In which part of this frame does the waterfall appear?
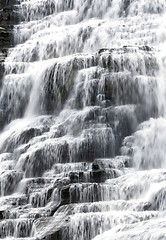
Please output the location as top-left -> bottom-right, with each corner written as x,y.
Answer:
0,0 -> 166,239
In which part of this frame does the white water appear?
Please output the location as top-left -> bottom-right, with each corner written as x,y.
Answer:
0,0 -> 166,239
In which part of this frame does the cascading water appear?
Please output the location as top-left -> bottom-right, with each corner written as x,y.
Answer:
0,0 -> 166,239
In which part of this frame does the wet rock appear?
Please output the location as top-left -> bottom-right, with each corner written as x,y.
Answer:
0,0 -> 164,239
0,170 -> 23,195
142,202 -> 152,211
0,210 -> 4,219
69,170 -> 107,183
60,185 -> 70,205
0,1 -> 19,131
35,216 -> 68,240
39,230 -> 62,240
89,170 -> 107,183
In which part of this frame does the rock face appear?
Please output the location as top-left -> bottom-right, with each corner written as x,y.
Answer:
0,0 -> 19,128
0,1 -> 166,240
0,0 -> 18,61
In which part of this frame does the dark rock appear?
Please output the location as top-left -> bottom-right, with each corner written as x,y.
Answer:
0,1 -> 19,130
0,0 -> 19,65
92,163 -> 100,170
69,172 -> 79,183
39,230 -> 62,240
60,185 -> 70,205
90,170 -> 107,183
143,202 -> 152,211
0,210 -> 4,219
98,48 -> 112,54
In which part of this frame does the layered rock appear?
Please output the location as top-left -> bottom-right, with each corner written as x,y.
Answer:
0,0 -> 166,240
0,0 -> 19,61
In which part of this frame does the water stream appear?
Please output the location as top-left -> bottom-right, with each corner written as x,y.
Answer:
0,0 -> 166,239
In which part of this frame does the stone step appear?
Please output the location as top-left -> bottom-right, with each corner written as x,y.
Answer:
59,168 -> 166,205
0,218 -> 34,238
34,215 -> 68,240
0,194 -> 28,208
44,162 -> 91,176
59,182 -> 126,205
93,218 -> 166,240
45,158 -> 128,185
19,177 -> 54,193
54,199 -> 153,216
33,210 -> 159,240
68,168 -> 121,184
1,201 -> 58,220
93,156 -> 131,170
65,210 -> 159,240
